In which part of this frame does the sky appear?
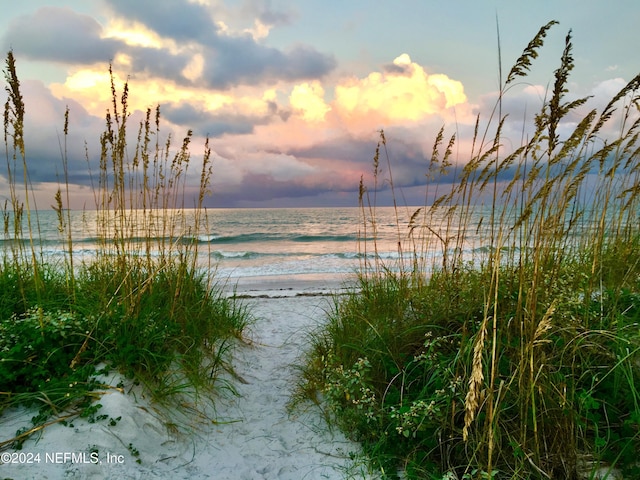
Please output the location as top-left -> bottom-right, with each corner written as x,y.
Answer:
1,0 -> 638,208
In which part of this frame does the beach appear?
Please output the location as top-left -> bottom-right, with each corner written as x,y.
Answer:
0,283 -> 372,480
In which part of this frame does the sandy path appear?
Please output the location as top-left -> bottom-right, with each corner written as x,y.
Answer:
190,296 -> 368,479
0,296 -> 371,479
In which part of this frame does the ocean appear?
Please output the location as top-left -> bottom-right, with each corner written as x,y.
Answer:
2,206 -> 488,295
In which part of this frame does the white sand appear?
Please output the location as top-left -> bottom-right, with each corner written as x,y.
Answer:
0,293 -> 372,479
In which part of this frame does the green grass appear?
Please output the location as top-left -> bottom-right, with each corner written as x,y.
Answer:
1,50 -> 250,445
297,22 -> 640,479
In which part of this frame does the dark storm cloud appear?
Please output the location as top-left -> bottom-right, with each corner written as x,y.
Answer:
105,0 -> 215,43
276,45 -> 337,80
125,46 -> 191,83
2,7 -> 122,64
288,131 -> 524,192
290,135 -> 421,186
106,0 -> 335,88
211,172 -> 331,207
290,137 -> 378,164
162,103 -> 264,137
200,41 -> 336,89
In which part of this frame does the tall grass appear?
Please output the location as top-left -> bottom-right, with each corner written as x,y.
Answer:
1,51 -> 249,442
298,22 -> 640,479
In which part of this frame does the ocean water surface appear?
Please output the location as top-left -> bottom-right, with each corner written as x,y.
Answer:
2,206 -> 490,294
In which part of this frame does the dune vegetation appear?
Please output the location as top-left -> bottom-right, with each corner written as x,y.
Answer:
1,51 -> 249,447
297,22 -> 640,479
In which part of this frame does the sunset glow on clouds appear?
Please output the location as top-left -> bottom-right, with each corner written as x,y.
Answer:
334,54 -> 467,123
1,0 -> 638,207
289,81 -> 330,122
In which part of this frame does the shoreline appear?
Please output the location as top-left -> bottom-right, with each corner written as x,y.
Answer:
220,272 -> 359,298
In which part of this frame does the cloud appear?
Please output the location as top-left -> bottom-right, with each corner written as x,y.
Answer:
48,63 -> 294,144
105,0 -> 336,88
103,18 -> 171,50
2,9 -> 493,208
472,76 -> 637,155
333,54 -> 467,128
199,41 -> 336,89
238,1 -> 295,40
290,136 -> 375,164
213,173 -> 323,205
205,150 -> 328,207
289,81 -> 330,122
289,130 -> 444,186
383,53 -> 413,74
4,1 -> 334,91
162,102 -> 265,136
124,45 -> 193,84
240,152 -> 317,182
2,79 -> 105,190
249,0 -> 295,28
2,7 -> 123,64
105,0 -> 216,44
194,53 -> 480,206
590,77 -> 628,105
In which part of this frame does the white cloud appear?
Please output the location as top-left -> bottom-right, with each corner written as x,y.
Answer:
289,81 -> 330,122
333,54 -> 467,127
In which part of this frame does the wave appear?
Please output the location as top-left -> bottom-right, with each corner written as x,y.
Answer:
3,232 -> 363,248
193,232 -> 360,244
210,250 -> 262,260
208,250 -> 409,261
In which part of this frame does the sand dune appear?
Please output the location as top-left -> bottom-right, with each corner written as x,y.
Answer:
0,295 -> 371,480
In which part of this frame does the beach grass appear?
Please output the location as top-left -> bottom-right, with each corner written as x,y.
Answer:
297,22 -> 640,479
1,50 -> 249,443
